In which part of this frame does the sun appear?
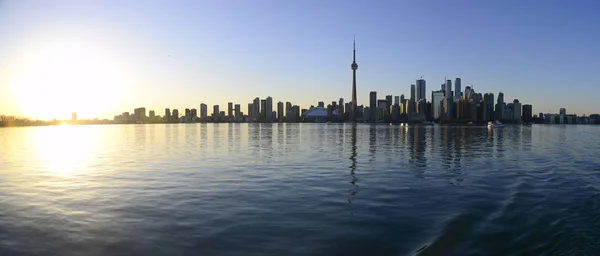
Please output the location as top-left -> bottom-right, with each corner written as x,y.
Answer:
9,40 -> 125,120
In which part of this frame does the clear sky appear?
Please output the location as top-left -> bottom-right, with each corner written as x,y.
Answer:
1,0 -> 599,120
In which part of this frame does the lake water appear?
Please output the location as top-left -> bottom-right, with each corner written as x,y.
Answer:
1,123 -> 600,255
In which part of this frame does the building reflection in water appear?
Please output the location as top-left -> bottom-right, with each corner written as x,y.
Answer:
368,124 -> 376,162
348,123 -> 359,204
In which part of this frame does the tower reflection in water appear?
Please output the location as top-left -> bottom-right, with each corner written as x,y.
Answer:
349,124 -> 359,204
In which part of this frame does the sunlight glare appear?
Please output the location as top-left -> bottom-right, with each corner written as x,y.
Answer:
9,40 -> 125,120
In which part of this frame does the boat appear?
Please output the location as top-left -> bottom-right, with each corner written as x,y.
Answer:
488,121 -> 504,128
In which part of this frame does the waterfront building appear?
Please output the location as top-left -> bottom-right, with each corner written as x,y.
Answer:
523,104 -> 533,122
277,101 -> 284,122
266,96 -> 273,122
200,104 -> 207,119
431,90 -> 444,120
455,78 -> 462,101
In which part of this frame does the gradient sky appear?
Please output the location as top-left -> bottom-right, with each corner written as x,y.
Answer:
1,0 -> 599,120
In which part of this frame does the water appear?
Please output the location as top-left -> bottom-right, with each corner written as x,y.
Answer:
1,123 -> 600,256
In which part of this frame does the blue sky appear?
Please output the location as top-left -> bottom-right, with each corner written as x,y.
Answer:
1,0 -> 599,119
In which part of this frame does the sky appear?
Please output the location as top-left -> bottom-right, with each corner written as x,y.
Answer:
1,0 -> 599,120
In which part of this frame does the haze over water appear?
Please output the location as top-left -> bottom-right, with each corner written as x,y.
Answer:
1,124 -> 600,255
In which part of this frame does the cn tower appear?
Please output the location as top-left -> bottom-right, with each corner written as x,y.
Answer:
350,36 -> 358,121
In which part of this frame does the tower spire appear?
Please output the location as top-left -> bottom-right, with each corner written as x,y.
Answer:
350,35 -> 358,122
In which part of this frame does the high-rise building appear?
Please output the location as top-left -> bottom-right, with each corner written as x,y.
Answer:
386,95 -> 392,113
277,101 -> 284,122
260,99 -> 266,119
522,104 -> 533,122
410,84 -> 416,100
445,80 -> 452,100
559,108 -> 566,116
400,94 -> 405,104
200,104 -> 207,119
172,109 -> 179,122
190,109 -> 197,119
454,78 -> 461,100
369,91 -> 377,109
266,97 -> 273,122
228,102 -> 233,117
416,79 -> 426,101
431,90 -> 444,120
234,104 -> 241,118
350,37 -> 358,121
253,97 -> 260,118
149,110 -> 155,119
213,105 -> 219,117
496,92 -> 505,120
464,86 -> 472,99
247,103 -> 253,118
185,108 -> 191,118
164,108 -> 171,122
338,98 -> 345,120
394,96 -> 400,106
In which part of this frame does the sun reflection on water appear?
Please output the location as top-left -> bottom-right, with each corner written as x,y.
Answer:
31,125 -> 98,177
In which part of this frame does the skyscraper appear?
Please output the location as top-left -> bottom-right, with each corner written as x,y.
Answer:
253,97 -> 260,118
247,103 -> 253,118
560,108 -> 566,116
400,94 -> 405,104
369,92 -> 377,109
260,99 -> 266,119
350,37 -> 358,121
228,102 -> 233,117
213,105 -> 219,117
523,104 -> 533,122
431,90 -> 444,120
416,79 -> 426,101
410,84 -> 416,100
234,104 -> 241,118
455,78 -> 461,100
200,104 -> 207,119
277,101 -> 284,122
266,96 -> 273,122
394,96 -> 400,106
445,80 -> 452,100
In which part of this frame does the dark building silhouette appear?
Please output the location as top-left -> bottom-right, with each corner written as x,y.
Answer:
522,104 -> 533,122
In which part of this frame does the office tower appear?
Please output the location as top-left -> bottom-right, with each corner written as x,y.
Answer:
253,97 -> 260,118
464,86 -> 472,99
386,95 -> 392,112
185,108 -> 191,118
487,93 -> 495,120
277,101 -> 284,122
338,98 -> 345,120
445,80 -> 452,100
350,37 -> 358,121
523,104 -> 533,122
369,92 -> 377,109
455,78 -> 461,100
190,109 -> 197,119
559,108 -> 566,116
149,110 -> 155,119
247,103 -> 253,118
260,99 -> 266,119
235,104 -> 241,118
164,108 -> 171,122
213,105 -> 219,117
431,90 -> 444,120
200,104 -> 207,119
318,101 -> 325,108
400,94 -> 405,103
496,92 -> 505,120
394,96 -> 400,106
441,83 -> 446,95
416,79 -> 426,101
228,102 -> 233,117
172,109 -> 179,122
410,84 -> 416,100
266,96 -> 273,122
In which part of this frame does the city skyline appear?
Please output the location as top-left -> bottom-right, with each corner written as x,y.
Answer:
1,1 -> 600,120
